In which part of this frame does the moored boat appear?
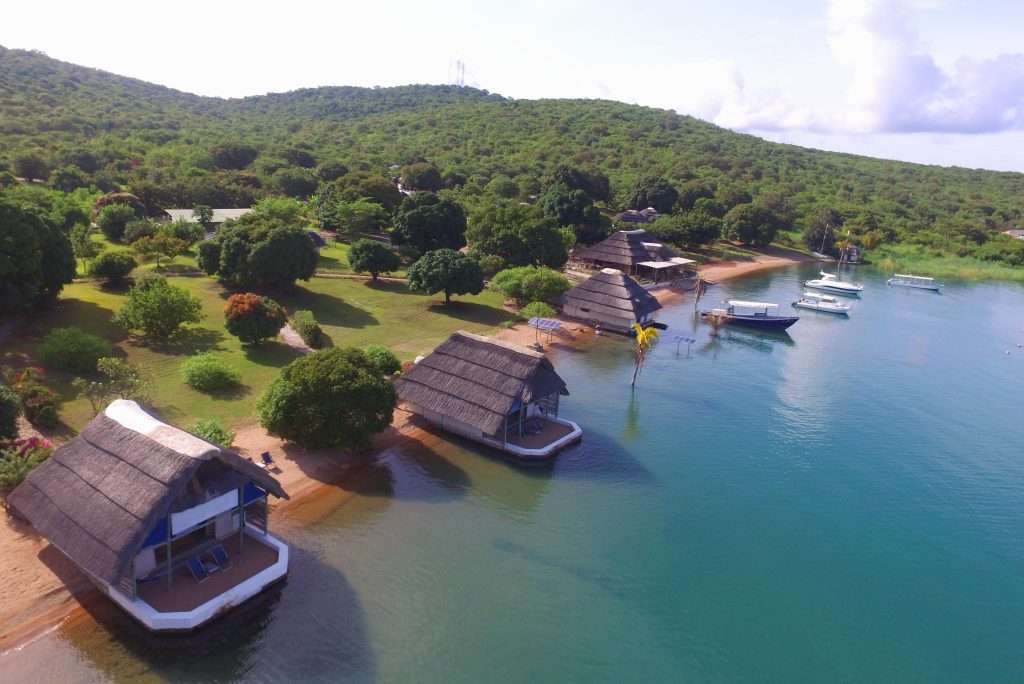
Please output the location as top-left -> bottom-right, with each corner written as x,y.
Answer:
792,292 -> 850,315
887,273 -> 943,291
804,271 -> 863,296
701,300 -> 799,330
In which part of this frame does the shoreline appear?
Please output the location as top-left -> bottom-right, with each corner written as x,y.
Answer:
0,246 -> 808,653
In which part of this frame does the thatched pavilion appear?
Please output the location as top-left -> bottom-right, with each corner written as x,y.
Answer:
574,229 -> 695,283
9,400 -> 290,632
562,268 -> 662,334
395,331 -> 582,460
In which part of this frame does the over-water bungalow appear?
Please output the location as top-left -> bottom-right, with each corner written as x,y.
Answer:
573,229 -> 695,284
8,400 -> 289,632
562,268 -> 662,334
395,331 -> 582,461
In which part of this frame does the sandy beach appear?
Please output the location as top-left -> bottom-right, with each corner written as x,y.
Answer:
0,246 -> 808,653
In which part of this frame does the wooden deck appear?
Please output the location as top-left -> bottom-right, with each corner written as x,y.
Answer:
136,535 -> 278,613
506,419 -> 576,449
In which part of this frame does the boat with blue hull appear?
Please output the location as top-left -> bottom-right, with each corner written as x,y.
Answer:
701,300 -> 799,330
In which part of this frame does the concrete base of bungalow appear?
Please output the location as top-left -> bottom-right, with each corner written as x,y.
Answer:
501,417 -> 583,461
101,525 -> 289,632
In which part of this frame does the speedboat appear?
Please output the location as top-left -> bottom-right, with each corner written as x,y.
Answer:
887,273 -> 943,291
792,292 -> 850,315
701,300 -> 799,330
803,271 -> 863,296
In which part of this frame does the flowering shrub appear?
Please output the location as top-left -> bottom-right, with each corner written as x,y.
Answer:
3,367 -> 59,429
0,436 -> 54,491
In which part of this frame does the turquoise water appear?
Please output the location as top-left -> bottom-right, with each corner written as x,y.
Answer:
5,265 -> 1024,683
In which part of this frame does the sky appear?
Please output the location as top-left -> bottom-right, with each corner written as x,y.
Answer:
3,0 -> 1024,171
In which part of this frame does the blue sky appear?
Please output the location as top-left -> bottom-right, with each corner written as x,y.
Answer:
4,0 -> 1023,171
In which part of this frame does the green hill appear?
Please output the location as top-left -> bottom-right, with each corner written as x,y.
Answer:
2,45 -> 1024,270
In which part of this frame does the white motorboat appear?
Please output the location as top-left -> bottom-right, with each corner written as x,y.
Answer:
792,292 -> 851,315
887,274 -> 943,291
803,271 -> 863,296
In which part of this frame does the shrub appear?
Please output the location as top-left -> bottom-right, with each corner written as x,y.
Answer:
347,239 -> 401,281
258,348 -> 396,450
365,345 -> 401,376
72,358 -> 147,415
191,418 -> 235,448
0,437 -> 54,491
519,301 -> 557,320
291,310 -> 324,348
477,254 -> 506,279
124,219 -> 158,243
97,203 -> 137,242
0,384 -> 21,440
90,251 -> 137,284
39,327 -> 112,374
181,353 -> 241,392
224,293 -> 287,346
114,275 -> 202,339
4,368 -> 59,429
161,218 -> 205,246
490,266 -> 570,306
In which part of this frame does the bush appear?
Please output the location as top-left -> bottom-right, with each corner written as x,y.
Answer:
291,310 -> 324,348
97,203 -> 137,242
0,437 -> 54,491
519,301 -> 557,320
490,266 -> 570,306
258,348 -> 396,450
4,368 -> 59,429
72,358 -> 147,415
161,218 -> 205,246
365,345 -> 401,376
477,254 -> 506,279
114,275 -> 202,339
224,293 -> 287,346
191,418 -> 235,448
0,384 -> 21,440
40,327 -> 112,374
124,219 -> 158,243
181,353 -> 241,392
90,251 -> 137,284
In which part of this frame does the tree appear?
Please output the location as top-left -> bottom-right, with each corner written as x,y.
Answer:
0,384 -> 20,440
647,211 -> 722,247
391,192 -> 467,256
281,146 -> 317,168
550,165 -> 611,202
485,175 -> 519,198
538,182 -> 610,244
40,327 -> 112,374
13,153 -> 48,181
334,172 -> 404,211
0,198 -> 75,314
364,345 -> 401,376
134,234 -> 188,269
407,249 -> 484,304
316,161 -> 349,182
347,239 -> 401,281
272,167 -> 319,198
89,251 -> 137,284
97,203 -> 137,242
327,199 -> 389,238
467,201 -> 568,268
677,180 -> 716,211
400,162 -> 443,191
193,205 -> 214,231
630,323 -> 659,387
114,275 -> 202,340
258,348 -> 397,450
199,215 -> 318,289
723,204 -> 781,246
72,358 -> 147,415
629,176 -> 679,213
224,293 -> 287,345
70,223 -> 99,271
211,142 -> 258,170
161,218 -> 204,246
490,266 -> 570,306
803,207 -> 844,254
50,166 -> 89,192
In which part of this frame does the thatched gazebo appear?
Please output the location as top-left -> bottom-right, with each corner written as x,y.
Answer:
395,331 -> 582,460
8,400 -> 290,632
562,268 -> 662,334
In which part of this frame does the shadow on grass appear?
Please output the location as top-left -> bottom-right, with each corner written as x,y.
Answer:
22,298 -> 128,343
427,301 -> 515,326
243,341 -> 302,367
283,287 -> 378,328
317,253 -> 345,270
362,279 -> 415,295
134,327 -> 227,356
202,382 -> 253,401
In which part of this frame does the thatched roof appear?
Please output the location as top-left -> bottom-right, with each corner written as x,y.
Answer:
395,331 -> 568,438
576,229 -> 666,267
563,268 -> 662,322
8,401 -> 287,586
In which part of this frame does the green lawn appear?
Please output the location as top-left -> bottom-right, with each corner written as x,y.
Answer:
316,241 -> 409,278
4,272 -> 512,434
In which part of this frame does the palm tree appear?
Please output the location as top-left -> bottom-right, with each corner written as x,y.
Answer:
630,323 -> 659,387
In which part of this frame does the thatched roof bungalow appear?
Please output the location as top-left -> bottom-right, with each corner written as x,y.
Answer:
395,331 -> 582,460
8,400 -> 290,632
562,268 -> 662,334
574,229 -> 694,283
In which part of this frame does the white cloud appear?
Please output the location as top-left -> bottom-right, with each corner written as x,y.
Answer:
697,0 -> 1024,135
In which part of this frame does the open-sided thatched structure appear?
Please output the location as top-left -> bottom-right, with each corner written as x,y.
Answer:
9,400 -> 290,631
395,331 -> 582,459
562,268 -> 662,333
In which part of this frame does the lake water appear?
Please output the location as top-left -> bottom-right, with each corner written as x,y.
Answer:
5,265 -> 1024,683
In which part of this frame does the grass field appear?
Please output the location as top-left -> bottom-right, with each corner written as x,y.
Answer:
3,268 -> 512,434
870,244 -> 1024,282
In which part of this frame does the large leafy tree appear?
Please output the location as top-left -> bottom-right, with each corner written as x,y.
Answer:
391,192 -> 467,256
400,162 -> 443,192
407,249 -> 484,304
258,347 -> 396,450
97,204 -> 137,242
538,182 -> 610,245
647,211 -> 722,247
271,167 -> 318,198
490,266 -> 570,306
0,198 -> 75,314
467,201 -> 568,268
113,275 -> 202,340
210,142 -> 258,170
198,213 -> 318,289
224,293 -> 287,345
629,176 -> 679,213
347,239 -> 401,281
550,165 -> 611,202
723,204 -> 782,247
334,172 -> 404,211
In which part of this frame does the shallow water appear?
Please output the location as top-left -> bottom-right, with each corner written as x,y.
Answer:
4,265 -> 1024,683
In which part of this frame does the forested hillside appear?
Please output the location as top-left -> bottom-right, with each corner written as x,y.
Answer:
3,45 -> 1024,266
